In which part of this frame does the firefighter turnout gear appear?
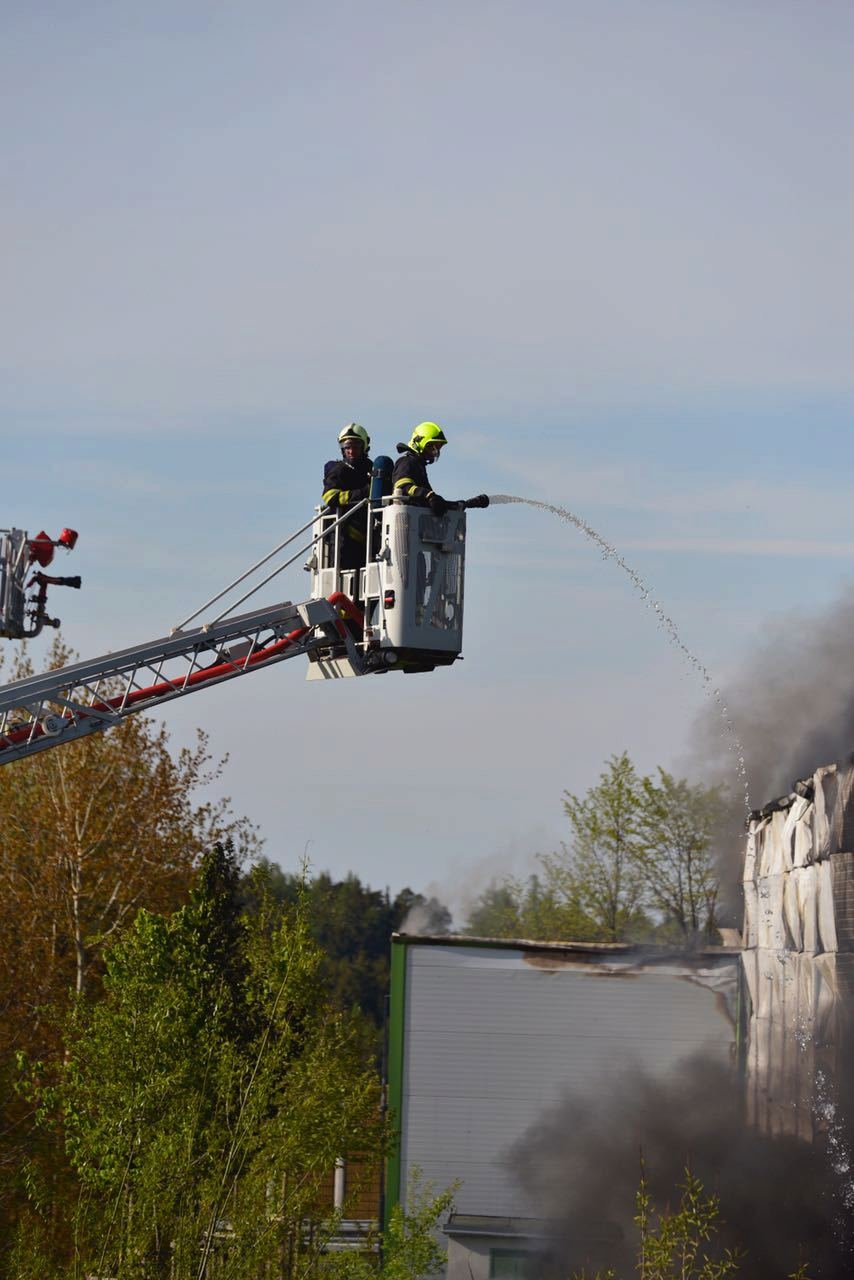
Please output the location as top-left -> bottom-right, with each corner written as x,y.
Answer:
322,445 -> 373,571
393,422 -> 449,510
393,424 -> 490,516
392,443 -> 445,510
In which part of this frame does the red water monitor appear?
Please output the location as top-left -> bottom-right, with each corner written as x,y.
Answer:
0,527 -> 81,639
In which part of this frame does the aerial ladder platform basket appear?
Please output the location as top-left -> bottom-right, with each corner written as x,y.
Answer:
0,458 -> 471,766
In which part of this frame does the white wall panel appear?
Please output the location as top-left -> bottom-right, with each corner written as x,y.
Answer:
398,943 -> 738,1217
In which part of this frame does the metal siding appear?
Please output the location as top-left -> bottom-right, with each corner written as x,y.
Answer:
400,944 -> 737,1217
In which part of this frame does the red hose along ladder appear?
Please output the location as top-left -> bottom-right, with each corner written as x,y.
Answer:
0,592 -> 363,766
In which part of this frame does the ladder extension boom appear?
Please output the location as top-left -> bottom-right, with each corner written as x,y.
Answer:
0,592 -> 362,767
0,490 -> 474,766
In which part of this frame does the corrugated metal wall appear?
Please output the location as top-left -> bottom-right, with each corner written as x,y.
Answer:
399,942 -> 738,1216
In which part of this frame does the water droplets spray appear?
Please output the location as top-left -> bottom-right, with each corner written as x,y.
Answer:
815,1066 -> 854,1233
489,494 -> 751,813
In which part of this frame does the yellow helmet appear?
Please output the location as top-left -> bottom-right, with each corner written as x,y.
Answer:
338,422 -> 370,454
408,422 -> 448,455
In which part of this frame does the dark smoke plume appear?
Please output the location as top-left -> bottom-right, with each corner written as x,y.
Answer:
687,584 -> 854,908
694,583 -> 854,810
508,1056 -> 854,1278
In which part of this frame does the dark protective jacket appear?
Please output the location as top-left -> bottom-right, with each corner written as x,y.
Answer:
391,445 -> 441,506
322,455 -> 373,570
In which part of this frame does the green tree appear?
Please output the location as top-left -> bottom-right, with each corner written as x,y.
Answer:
0,640 -> 255,1006
573,1164 -> 743,1280
465,873 -> 597,942
541,753 -> 649,942
632,1164 -> 741,1280
329,1171 -> 456,1280
465,881 -> 525,937
639,771 -> 724,942
16,844 -> 385,1279
0,639 -> 255,1261
464,756 -> 724,946
241,863 -> 450,1033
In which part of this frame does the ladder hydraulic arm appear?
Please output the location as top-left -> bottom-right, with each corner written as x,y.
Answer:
0,477 -> 477,768
0,592 -> 362,768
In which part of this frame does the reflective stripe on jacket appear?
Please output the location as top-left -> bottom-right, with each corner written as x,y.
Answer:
391,447 -> 435,505
322,456 -> 372,547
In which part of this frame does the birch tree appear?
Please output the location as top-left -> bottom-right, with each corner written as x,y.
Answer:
544,752 -> 650,942
639,769 -> 723,941
463,756 -> 724,945
0,640 -> 255,1015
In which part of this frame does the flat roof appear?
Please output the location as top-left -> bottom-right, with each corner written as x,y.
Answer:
392,931 -> 741,960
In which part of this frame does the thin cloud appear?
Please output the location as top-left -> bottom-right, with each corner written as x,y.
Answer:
486,452 -> 854,535
620,537 -> 854,558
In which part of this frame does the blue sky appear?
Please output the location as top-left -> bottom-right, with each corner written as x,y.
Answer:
3,2 -> 853,918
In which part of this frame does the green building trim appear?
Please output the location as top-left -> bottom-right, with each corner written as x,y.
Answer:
384,935 -> 407,1230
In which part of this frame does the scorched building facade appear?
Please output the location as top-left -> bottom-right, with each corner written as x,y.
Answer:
385,933 -> 741,1280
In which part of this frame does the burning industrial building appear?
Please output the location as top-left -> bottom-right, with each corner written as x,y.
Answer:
386,761 -> 854,1278
743,759 -> 854,1145
380,585 -> 854,1277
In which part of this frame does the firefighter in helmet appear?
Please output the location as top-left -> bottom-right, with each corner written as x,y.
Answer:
322,423 -> 373,570
392,422 -> 488,515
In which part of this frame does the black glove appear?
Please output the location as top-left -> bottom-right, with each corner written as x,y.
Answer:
350,486 -> 369,503
428,493 -> 448,516
465,494 -> 490,509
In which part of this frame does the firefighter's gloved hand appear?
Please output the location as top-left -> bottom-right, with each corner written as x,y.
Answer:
465,494 -> 490,509
428,494 -> 448,516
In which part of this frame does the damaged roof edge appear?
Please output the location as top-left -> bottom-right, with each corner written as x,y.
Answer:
747,760 -> 854,822
391,931 -> 741,959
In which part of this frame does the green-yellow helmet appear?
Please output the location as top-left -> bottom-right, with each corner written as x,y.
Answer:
408,422 -> 448,455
